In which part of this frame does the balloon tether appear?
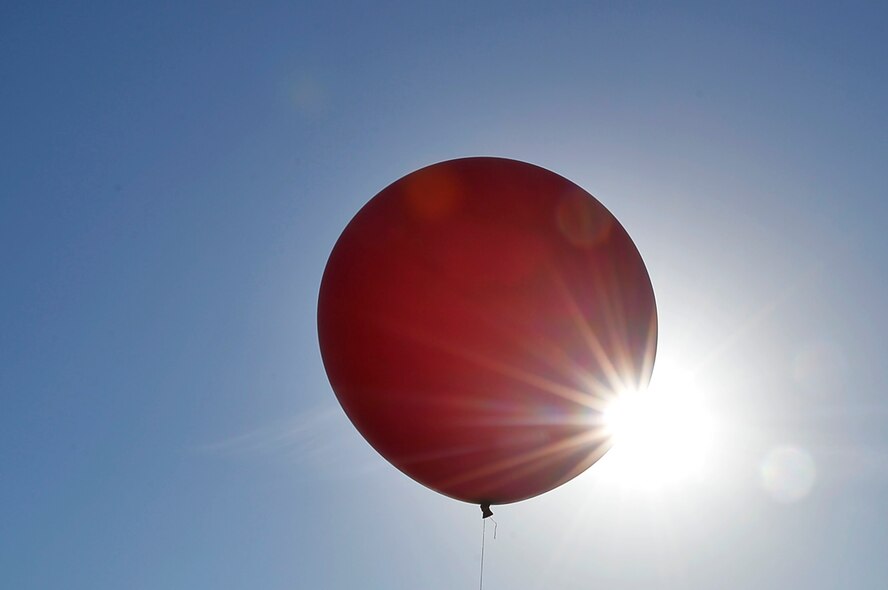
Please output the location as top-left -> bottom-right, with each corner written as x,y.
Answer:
478,507 -> 497,590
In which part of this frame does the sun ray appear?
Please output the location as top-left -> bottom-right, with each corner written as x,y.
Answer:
385,314 -> 610,409
438,428 -> 611,492
550,270 -> 629,396
693,259 -> 825,374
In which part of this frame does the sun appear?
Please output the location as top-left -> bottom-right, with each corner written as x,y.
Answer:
596,363 -> 717,490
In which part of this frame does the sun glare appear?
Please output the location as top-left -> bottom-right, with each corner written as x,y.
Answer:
597,364 -> 717,490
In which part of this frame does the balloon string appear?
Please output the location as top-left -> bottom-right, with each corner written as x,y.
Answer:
479,516 -> 498,589
479,517 -> 486,590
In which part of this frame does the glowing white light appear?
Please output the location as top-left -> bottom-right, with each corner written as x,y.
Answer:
596,365 -> 717,490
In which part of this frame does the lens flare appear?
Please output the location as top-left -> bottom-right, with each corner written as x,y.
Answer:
597,365 -> 716,490
760,446 -> 816,502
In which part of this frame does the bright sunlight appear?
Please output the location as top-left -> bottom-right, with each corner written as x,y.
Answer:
596,363 -> 718,490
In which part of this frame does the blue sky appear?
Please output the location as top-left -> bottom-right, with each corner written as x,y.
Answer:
2,2 -> 887,588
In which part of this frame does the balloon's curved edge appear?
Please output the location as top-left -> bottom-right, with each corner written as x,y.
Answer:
316,155 -> 659,509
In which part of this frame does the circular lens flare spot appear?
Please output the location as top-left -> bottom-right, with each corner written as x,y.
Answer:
760,446 -> 816,503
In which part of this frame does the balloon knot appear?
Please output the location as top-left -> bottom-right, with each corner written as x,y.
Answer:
481,503 -> 493,519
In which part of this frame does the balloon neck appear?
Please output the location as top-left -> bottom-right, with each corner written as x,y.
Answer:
480,503 -> 493,519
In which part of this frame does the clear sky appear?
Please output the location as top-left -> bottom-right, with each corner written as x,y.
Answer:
2,2 -> 887,589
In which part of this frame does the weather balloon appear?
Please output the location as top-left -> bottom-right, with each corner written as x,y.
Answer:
318,157 -> 656,509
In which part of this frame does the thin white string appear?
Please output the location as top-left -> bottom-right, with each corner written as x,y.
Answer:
479,517 -> 486,590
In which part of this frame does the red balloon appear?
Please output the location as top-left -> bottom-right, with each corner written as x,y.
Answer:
318,157 -> 656,506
